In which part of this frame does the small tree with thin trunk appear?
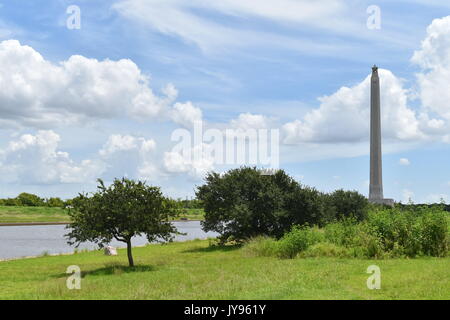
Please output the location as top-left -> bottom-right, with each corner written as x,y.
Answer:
66,178 -> 178,267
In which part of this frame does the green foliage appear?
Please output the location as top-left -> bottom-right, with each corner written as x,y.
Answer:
3,198 -> 21,206
276,226 -> 324,258
46,197 -> 65,208
366,206 -> 449,257
325,189 -> 369,222
16,193 -> 45,207
242,236 -> 279,257
245,207 -> 449,259
197,167 -> 327,243
66,178 -> 178,266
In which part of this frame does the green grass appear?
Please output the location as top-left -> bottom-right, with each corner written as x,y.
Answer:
0,206 -> 70,223
0,206 -> 204,224
0,240 -> 448,300
175,208 -> 205,221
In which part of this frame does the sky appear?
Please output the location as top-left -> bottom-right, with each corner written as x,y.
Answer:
0,0 -> 450,203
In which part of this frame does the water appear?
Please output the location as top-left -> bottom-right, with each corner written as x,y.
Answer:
0,221 -> 217,260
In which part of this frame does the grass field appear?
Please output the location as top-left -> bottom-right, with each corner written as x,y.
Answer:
0,206 -> 70,223
0,240 -> 448,300
0,206 -> 204,224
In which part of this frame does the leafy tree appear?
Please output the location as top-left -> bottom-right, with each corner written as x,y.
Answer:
4,198 -> 20,206
66,178 -> 178,267
196,167 -> 327,243
46,197 -> 65,208
326,189 -> 369,222
16,193 -> 44,206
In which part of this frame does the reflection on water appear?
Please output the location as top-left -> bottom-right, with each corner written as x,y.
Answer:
0,221 -> 217,260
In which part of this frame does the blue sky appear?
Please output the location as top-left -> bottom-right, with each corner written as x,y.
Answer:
0,0 -> 450,203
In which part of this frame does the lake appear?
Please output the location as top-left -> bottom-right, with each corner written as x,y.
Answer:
0,221 -> 217,260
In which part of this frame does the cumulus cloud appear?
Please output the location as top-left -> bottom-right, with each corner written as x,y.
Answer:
0,131 -> 165,185
0,130 -> 104,184
164,143 -> 215,179
282,69 -> 424,144
99,134 -> 159,181
170,101 -> 203,128
0,40 -> 182,128
412,16 -> 450,120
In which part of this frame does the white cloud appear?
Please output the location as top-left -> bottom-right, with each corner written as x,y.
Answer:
282,69 -> 424,144
399,158 -> 410,166
0,130 -> 104,184
170,101 -> 203,129
113,0 -> 361,53
0,40 -> 178,128
164,143 -> 215,179
230,113 -> 270,130
99,134 -> 158,181
412,16 -> 450,121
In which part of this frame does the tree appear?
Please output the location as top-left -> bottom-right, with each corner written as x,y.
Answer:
66,178 -> 178,267
196,167 -> 327,243
46,197 -> 65,208
16,193 -> 44,206
326,189 -> 369,222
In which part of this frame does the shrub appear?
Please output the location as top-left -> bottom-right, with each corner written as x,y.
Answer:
276,225 -> 324,259
325,189 -> 369,222
16,193 -> 45,206
323,218 -> 360,247
46,197 -> 65,208
366,206 -> 448,257
242,237 -> 279,257
3,198 -> 20,206
197,167 -> 327,243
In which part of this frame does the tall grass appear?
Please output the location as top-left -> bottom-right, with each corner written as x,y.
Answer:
244,206 -> 449,259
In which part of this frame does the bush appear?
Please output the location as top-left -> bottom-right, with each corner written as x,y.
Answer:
243,207 -> 449,260
197,167 -> 327,243
325,190 -> 369,222
276,226 -> 324,258
242,237 -> 279,257
16,193 -> 45,206
3,198 -> 20,206
46,197 -> 65,208
367,206 -> 448,257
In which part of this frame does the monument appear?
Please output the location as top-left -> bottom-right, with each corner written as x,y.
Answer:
369,65 -> 394,205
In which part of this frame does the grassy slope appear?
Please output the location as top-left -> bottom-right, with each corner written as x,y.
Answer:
0,240 -> 448,300
0,206 -> 70,223
0,206 -> 204,223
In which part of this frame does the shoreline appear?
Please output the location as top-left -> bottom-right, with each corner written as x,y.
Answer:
0,238 -> 213,262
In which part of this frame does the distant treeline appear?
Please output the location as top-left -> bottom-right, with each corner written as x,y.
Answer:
1,192 -> 447,213
396,203 -> 450,212
0,192 -> 204,209
0,193 -> 69,208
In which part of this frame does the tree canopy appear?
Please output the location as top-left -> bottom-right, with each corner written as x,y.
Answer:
66,178 -> 178,266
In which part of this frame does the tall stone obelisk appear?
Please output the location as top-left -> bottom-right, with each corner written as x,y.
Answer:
369,65 -> 383,202
369,65 -> 394,205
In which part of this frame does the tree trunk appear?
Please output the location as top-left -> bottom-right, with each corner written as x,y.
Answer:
126,239 -> 134,267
